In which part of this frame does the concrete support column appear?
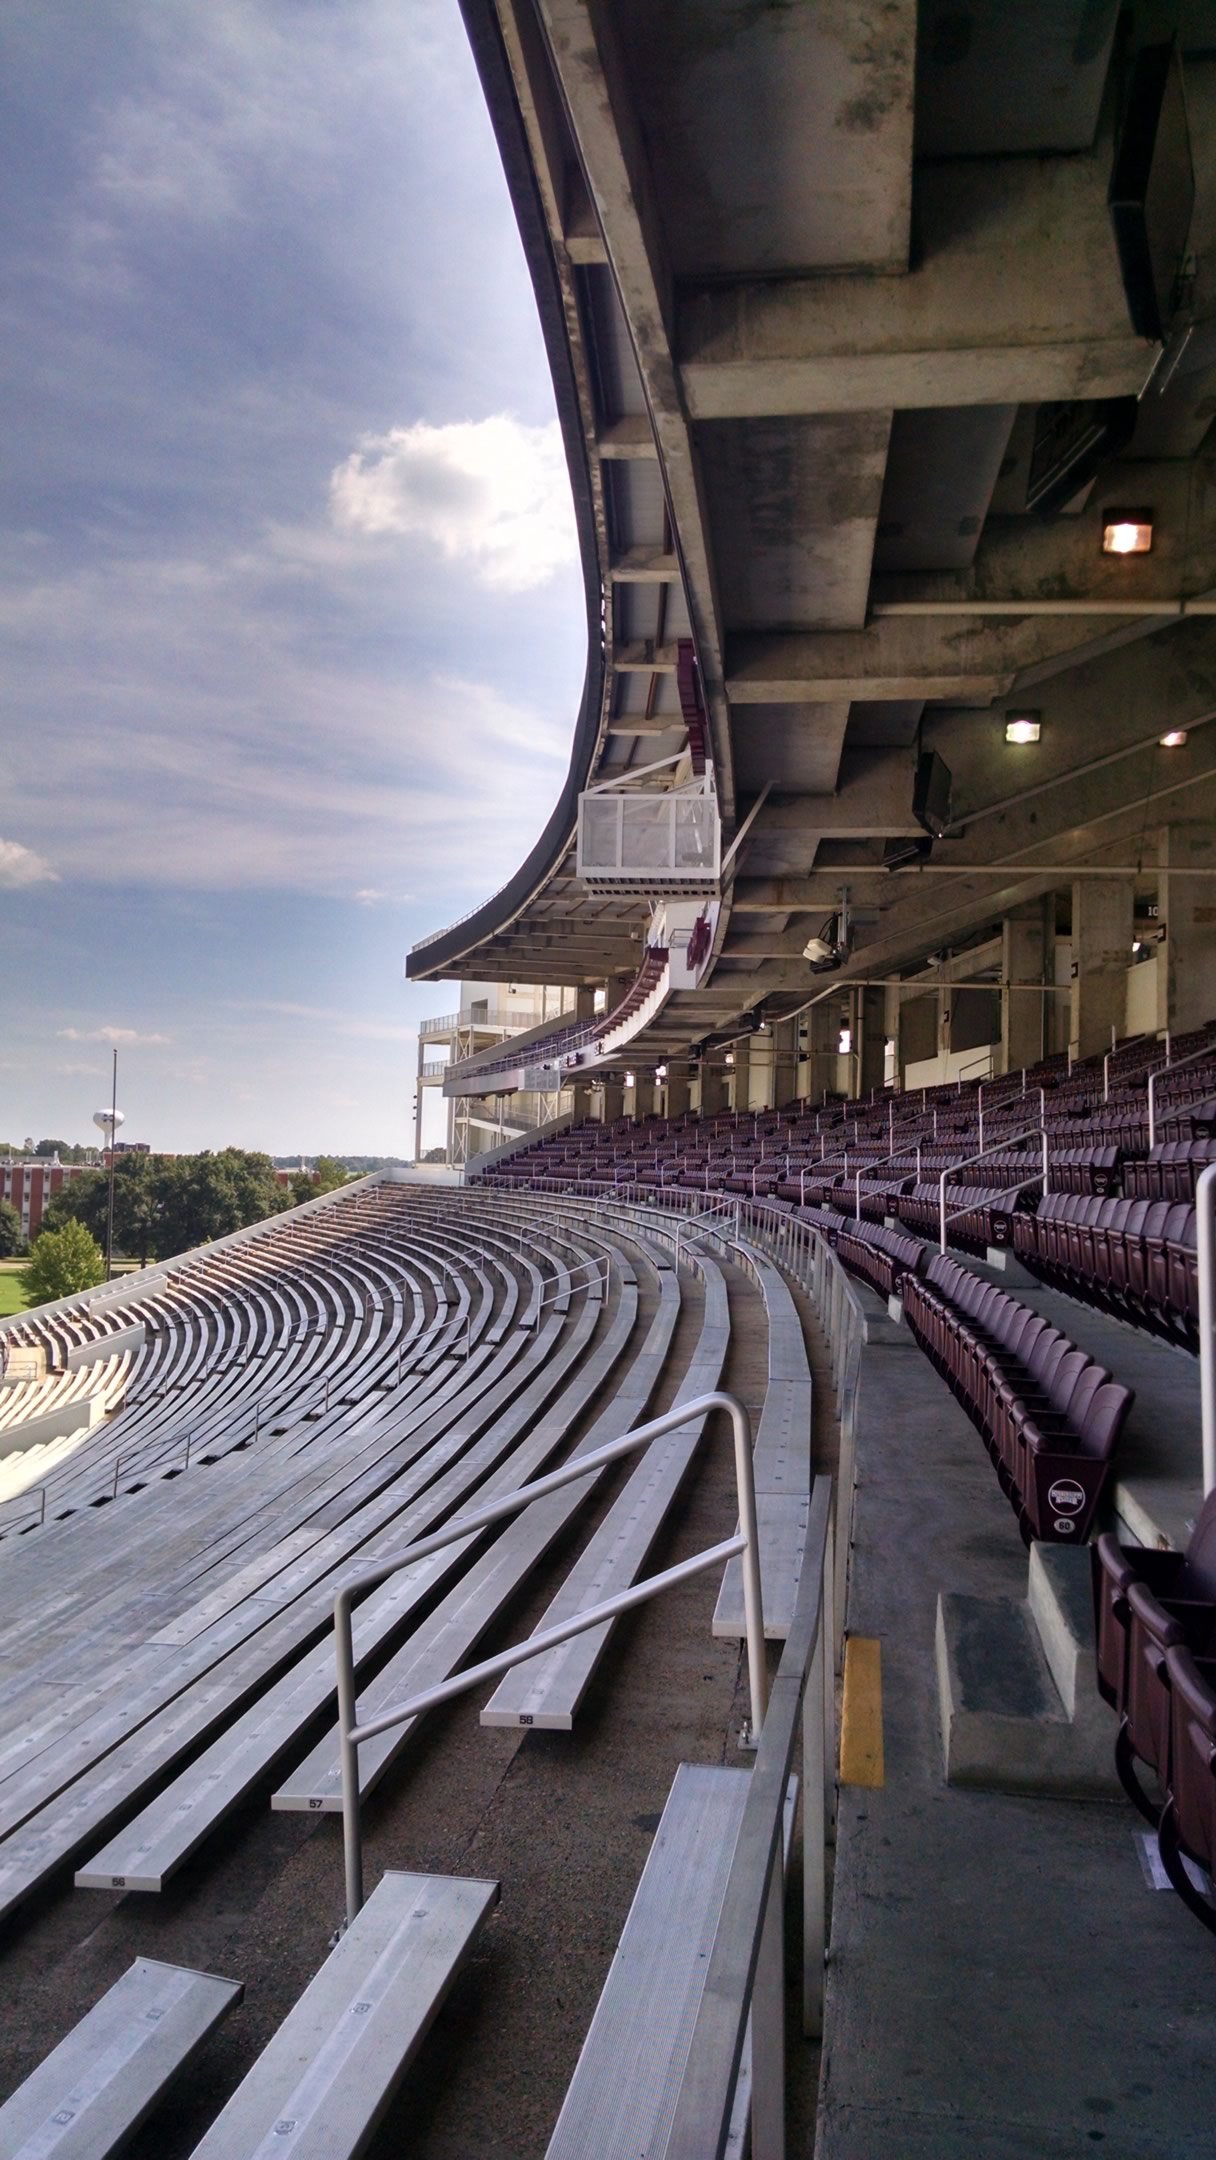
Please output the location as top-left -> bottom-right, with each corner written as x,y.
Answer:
665,1072 -> 691,1120
599,1079 -> 624,1125
569,1082 -> 591,1124
769,1019 -> 798,1108
632,1080 -> 659,1122
856,990 -> 885,1099
806,1003 -> 840,1104
731,1038 -> 751,1113
699,1064 -> 730,1115
1070,878 -> 1134,1059
575,985 -> 597,1022
1000,897 -> 1051,1075
1157,824 -> 1216,1036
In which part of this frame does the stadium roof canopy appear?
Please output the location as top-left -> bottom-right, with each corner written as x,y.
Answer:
408,0 -> 1216,1068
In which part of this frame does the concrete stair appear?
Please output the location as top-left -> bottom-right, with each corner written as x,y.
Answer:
935,1543 -> 1120,1797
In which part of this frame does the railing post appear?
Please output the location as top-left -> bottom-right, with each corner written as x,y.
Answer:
1199,1162 -> 1216,1499
750,1845 -> 786,2160
337,1585 -> 363,1927
803,1564 -> 828,2039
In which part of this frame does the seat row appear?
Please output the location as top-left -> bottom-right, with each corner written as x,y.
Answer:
1093,1498 -> 1216,1932
902,1254 -> 1133,1543
834,1219 -> 927,1301
1012,1192 -> 1197,1348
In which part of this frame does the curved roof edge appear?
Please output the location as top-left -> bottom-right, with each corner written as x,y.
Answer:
406,0 -> 605,984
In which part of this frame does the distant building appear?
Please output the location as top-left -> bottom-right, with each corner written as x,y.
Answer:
415,980 -> 578,1169
0,1160 -> 91,1242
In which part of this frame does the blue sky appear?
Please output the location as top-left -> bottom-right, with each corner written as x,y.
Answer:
0,1 -> 585,1155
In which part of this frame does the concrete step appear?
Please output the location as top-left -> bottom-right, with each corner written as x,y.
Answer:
936,1544 -> 1119,1798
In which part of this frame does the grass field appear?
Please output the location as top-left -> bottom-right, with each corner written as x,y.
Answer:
0,1267 -> 29,1317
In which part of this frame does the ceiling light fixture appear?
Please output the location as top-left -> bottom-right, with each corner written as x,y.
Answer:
1160,729 -> 1188,747
1101,509 -> 1153,555
1005,714 -> 1042,745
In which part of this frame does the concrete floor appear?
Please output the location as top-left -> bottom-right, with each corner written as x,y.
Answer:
816,1287 -> 1216,2160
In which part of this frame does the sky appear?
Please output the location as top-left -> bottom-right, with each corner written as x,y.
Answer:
0,0 -> 586,1157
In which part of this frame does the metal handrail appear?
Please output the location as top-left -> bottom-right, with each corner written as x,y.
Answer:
955,1047 -> 995,1089
674,1197 -> 740,1268
527,1252 -> 610,1325
854,1144 -> 922,1220
1148,1039 -> 1216,1145
938,1126 -> 1049,1252
667,1480 -> 834,2159
334,1389 -> 767,1926
0,1485 -> 47,1534
978,1080 -> 1045,1152
1199,1161 -> 1216,1499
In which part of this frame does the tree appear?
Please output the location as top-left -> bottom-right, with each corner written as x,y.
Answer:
19,1219 -> 106,1305
0,1201 -> 22,1258
286,1156 -> 352,1206
41,1149 -> 291,1265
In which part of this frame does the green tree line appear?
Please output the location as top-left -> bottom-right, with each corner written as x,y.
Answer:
38,1149 -> 351,1267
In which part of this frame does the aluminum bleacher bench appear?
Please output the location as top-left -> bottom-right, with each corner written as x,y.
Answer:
0,1957 -> 241,2160
712,1244 -> 813,1642
479,1249 -> 727,1728
545,1761 -> 796,2159
188,1871 -> 498,2159
545,1764 -> 749,2159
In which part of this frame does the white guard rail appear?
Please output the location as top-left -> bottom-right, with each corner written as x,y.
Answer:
1147,1040 -> 1216,1145
334,1389 -> 767,1929
937,1126 -> 1049,1253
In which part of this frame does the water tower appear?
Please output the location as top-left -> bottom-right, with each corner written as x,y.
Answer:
92,1106 -> 125,1155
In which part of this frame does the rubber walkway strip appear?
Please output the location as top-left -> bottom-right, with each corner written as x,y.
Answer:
839,1635 -> 884,1787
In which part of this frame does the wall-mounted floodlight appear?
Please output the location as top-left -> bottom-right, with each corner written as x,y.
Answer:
655,1063 -> 667,1080
1005,714 -> 1042,745
1160,729 -> 1188,747
1101,510 -> 1153,554
838,1027 -> 852,1056
725,1051 -> 735,1068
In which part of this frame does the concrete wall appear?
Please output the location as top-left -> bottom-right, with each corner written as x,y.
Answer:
65,1321 -> 144,1371
1,1390 -> 106,1460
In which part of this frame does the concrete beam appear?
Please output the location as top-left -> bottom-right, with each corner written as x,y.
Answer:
609,548 -> 680,583
536,0 -> 733,804
680,143 -> 1155,419
597,417 -> 659,459
726,616 -> 1143,705
755,758 -> 919,837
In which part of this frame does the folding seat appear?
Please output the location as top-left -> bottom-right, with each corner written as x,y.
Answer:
1145,1201 -> 1193,1331
1020,1380 -> 1133,1542
1159,1647 -> 1216,1931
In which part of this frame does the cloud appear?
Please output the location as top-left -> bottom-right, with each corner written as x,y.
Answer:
0,839 -> 58,888
57,1025 -> 170,1045
329,416 -> 577,591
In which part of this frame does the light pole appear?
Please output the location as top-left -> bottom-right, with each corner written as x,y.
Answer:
106,1047 -> 118,1280
92,1057 -> 124,1280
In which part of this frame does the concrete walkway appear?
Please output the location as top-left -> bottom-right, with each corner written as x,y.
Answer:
816,1287 -> 1216,2160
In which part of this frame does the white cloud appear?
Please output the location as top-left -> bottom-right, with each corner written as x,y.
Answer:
0,838 -> 58,888
329,416 -> 577,591
57,1026 -> 170,1046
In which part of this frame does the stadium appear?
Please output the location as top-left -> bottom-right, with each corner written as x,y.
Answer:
3,4 -> 1216,2155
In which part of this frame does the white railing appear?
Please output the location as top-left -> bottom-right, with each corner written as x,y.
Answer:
978,1080 -> 1045,1152
854,1145 -> 921,1220
333,1390 -> 768,1928
667,1478 -> 834,2159
1148,1040 -> 1216,1145
938,1127 -> 1049,1253
955,1047 -> 996,1089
